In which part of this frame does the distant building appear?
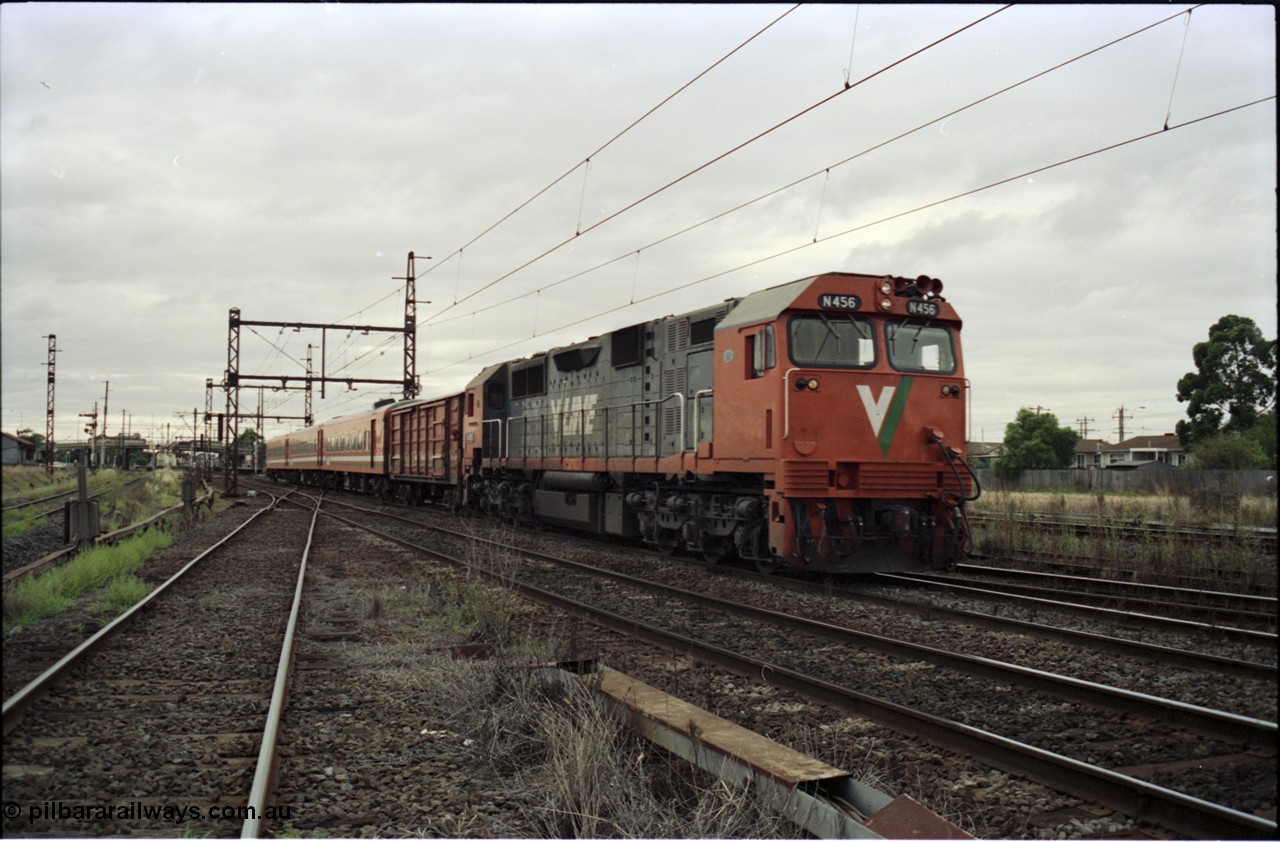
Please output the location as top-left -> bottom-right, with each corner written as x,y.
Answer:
2,431 -> 37,465
1074,438 -> 1110,469
1101,434 -> 1186,469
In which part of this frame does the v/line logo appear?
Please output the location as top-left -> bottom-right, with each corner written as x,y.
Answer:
856,377 -> 915,456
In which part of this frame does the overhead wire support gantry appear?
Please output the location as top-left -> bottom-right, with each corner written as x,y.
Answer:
221,252 -> 425,496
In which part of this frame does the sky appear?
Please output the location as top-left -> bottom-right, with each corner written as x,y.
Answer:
2,3 -> 1275,449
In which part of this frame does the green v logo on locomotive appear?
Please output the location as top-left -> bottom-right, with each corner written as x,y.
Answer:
856,377 -> 914,456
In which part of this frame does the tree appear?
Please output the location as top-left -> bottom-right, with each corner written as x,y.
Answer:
993,409 -> 1080,481
1175,315 -> 1276,447
1243,411 -> 1277,467
1187,434 -> 1269,470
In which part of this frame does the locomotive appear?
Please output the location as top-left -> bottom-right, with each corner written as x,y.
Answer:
265,271 -> 977,573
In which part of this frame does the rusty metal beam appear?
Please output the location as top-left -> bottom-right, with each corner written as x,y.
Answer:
553,664 -> 970,840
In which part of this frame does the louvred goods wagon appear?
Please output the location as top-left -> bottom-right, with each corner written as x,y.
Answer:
387,394 -> 466,506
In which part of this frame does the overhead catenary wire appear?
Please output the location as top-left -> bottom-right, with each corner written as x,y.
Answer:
425,5 -> 1013,326
418,94 -> 1273,381
1164,8 -> 1194,130
308,6 -> 803,383
418,5 -> 802,282
421,4 -> 1204,334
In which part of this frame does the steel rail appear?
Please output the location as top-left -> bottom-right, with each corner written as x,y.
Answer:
267,487 -> 1279,682
878,572 -> 1278,644
967,512 -> 1277,554
957,562 -> 1278,610
241,495 -> 321,838
2,498 -> 279,735
440,530 -> 1276,748
267,486 -> 1280,680
670,558 -> 1278,683
302,505 -> 1275,840
934,571 -> 1277,626
2,488 -> 217,593
965,552 -> 1277,596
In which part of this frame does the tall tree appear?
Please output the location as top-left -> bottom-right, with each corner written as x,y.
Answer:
1175,315 -> 1276,446
993,408 -> 1080,480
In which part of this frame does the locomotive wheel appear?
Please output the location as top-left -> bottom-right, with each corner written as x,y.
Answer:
754,557 -> 779,574
701,536 -> 732,565
656,529 -> 680,556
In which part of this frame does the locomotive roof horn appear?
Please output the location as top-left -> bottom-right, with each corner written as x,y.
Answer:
915,275 -> 943,298
890,275 -> 944,299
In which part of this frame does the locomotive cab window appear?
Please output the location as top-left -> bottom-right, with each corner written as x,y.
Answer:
887,322 -> 956,374
747,324 -> 776,378
485,381 -> 506,411
788,315 -> 874,368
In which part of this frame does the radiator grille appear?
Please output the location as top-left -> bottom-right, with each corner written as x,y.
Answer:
783,461 -> 829,494
859,463 -> 943,495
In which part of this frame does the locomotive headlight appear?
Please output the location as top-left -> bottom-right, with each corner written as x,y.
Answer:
795,378 -> 809,391
878,280 -> 893,295
877,297 -> 893,311
807,378 -> 819,391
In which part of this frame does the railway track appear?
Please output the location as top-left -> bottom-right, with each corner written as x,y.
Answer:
967,511 -> 1278,556
2,494 -> 312,837
270,486 -> 1275,839
876,570 -> 1277,642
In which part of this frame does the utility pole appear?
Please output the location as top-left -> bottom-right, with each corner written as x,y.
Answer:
1075,417 -> 1095,439
1113,406 -> 1145,443
102,381 -> 109,466
43,334 -> 57,474
79,402 -> 99,468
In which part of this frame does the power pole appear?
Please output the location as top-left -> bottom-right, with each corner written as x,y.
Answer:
1075,416 -> 1095,439
102,381 -> 109,467
1113,406 -> 1145,443
394,251 -> 430,399
43,334 -> 57,473
79,402 -> 98,468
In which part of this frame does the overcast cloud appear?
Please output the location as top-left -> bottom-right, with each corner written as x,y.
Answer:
2,3 -> 1275,449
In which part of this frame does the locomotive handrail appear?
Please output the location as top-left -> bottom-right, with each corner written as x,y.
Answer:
482,418 -> 505,459
782,368 -> 805,439
692,389 -> 713,451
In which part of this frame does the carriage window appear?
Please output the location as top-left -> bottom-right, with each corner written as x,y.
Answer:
887,322 -> 956,374
788,315 -> 874,368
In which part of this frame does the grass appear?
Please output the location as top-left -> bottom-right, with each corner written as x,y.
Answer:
969,488 -> 1277,528
3,528 -> 172,631
968,489 -> 1273,580
1,467 -> 187,540
94,574 -> 153,620
418,654 -> 789,838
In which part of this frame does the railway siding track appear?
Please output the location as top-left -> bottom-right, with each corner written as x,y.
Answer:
967,511 -> 1277,557
294,493 -> 1275,839
2,499 -> 312,838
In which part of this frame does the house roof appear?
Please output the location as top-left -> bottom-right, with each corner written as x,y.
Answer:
1106,434 -> 1182,452
965,441 -> 1002,457
2,431 -> 34,446
1074,438 -> 1111,453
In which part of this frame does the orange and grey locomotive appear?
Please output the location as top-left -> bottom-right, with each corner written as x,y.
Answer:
266,271 -> 978,574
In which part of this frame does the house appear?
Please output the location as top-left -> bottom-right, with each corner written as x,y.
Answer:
1074,438 -> 1110,469
1101,434 -> 1187,469
2,431 -> 37,465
